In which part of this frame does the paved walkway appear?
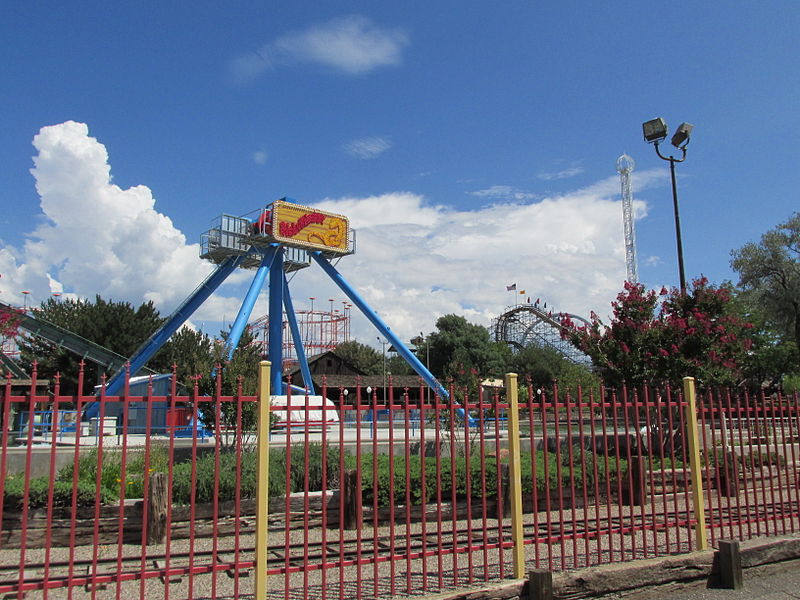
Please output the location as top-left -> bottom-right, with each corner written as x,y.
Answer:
602,557 -> 800,600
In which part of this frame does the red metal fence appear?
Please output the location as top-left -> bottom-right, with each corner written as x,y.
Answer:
1,365 -> 798,599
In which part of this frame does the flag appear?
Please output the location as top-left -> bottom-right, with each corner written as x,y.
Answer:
527,297 -> 531,304
519,290 -> 526,295
506,283 -> 516,291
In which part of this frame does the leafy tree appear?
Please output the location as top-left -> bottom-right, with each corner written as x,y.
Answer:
198,326 -> 263,444
208,326 -> 262,396
731,212 -> 800,368
509,345 -> 565,387
726,291 -> 798,390
386,353 -> 415,376
425,314 -> 512,388
333,340 -> 382,375
509,344 -> 599,395
17,295 -> 168,394
562,279 -> 753,388
158,326 -> 216,389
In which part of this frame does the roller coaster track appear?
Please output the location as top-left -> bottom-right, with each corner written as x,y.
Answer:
492,303 -> 592,366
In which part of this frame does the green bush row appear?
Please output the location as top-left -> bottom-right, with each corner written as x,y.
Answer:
5,443 -> 644,510
4,443 -> 342,509
350,448 -> 627,508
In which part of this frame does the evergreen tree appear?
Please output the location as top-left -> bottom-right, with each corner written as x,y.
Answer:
17,295 -> 167,394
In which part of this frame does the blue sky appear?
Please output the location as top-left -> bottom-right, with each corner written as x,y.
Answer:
1,3 -> 798,346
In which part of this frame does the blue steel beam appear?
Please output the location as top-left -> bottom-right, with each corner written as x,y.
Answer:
105,254 -> 244,396
309,251 -> 450,400
268,247 -> 285,394
225,246 -> 278,360
282,274 -> 315,395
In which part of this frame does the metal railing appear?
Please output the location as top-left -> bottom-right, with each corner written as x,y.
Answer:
1,366 -> 798,599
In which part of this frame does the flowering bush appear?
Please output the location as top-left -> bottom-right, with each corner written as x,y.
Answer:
561,278 -> 753,387
0,305 -> 21,339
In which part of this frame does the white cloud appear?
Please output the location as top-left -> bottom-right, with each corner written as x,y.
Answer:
469,185 -> 537,201
252,150 -> 268,165
285,176 -> 662,343
537,166 -> 585,181
0,121 -> 240,325
3,121 -> 666,355
229,15 -> 409,82
343,136 -> 392,159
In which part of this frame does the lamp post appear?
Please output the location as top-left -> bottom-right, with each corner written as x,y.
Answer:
377,337 -> 387,405
642,117 -> 694,292
411,332 -> 431,404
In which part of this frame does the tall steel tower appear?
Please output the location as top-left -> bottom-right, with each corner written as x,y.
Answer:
616,154 -> 638,283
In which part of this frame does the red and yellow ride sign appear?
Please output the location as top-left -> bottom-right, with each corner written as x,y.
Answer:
271,200 -> 350,253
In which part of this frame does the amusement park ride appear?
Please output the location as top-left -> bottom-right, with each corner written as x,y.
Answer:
98,198 -> 449,401
1,197 -> 596,414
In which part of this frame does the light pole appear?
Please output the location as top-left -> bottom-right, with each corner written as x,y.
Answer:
411,332 -> 431,404
642,117 -> 694,292
377,337 -> 387,405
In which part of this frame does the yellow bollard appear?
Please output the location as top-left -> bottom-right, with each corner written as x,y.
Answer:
254,361 -> 272,600
505,372 -> 526,579
683,376 -> 708,551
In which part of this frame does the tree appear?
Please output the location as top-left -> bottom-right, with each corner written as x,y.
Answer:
17,295 -> 168,394
333,340 -> 382,375
724,289 -> 798,390
509,344 -> 599,395
562,279 -> 753,388
198,326 -> 263,444
159,326 -> 216,389
731,212 -> 800,368
426,314 -> 512,388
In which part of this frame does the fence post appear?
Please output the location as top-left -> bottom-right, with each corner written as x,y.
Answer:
255,361 -> 272,600
146,472 -> 168,544
341,468 -> 362,529
505,372 -> 526,579
683,376 -> 708,551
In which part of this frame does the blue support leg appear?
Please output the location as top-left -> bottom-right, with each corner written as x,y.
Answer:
268,247 -> 285,394
225,246 -> 278,359
309,251 -> 450,400
282,276 -> 315,395
104,254 -> 244,397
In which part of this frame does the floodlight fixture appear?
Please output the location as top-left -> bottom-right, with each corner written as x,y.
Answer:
642,117 -> 668,143
670,122 -> 693,149
641,116 -> 696,293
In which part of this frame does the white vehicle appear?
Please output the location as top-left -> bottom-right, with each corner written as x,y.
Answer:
270,395 -> 339,430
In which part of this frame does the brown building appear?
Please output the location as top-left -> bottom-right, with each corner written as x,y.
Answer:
286,351 -> 428,406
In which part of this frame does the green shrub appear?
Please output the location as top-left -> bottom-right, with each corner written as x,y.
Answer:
169,443 -> 341,505
347,449 -> 624,509
4,475 -> 116,509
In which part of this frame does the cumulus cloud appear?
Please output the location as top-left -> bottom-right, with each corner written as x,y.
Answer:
343,136 -> 392,159
2,120 -> 664,351
286,178 -> 658,343
0,121 -> 242,325
229,15 -> 409,82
